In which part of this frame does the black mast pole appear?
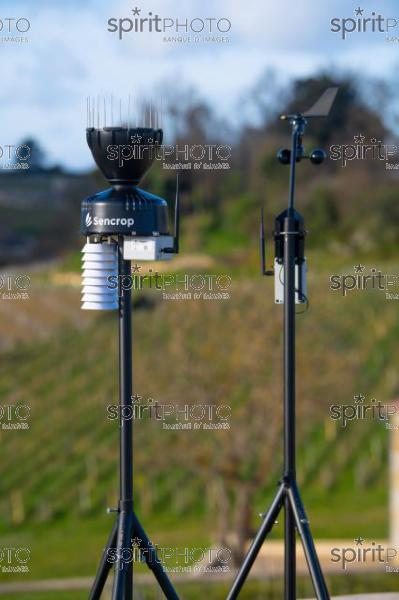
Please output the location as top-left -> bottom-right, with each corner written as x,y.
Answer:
283,123 -> 300,599
112,248 -> 134,600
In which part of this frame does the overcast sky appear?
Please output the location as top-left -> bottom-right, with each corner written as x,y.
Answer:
1,0 -> 398,170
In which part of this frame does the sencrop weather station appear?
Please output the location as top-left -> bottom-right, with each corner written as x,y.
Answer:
81,97 -> 180,600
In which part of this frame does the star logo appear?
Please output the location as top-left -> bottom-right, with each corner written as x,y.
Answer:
354,393 -> 365,403
130,134 -> 142,144
132,7 -> 141,16
131,263 -> 142,273
354,264 -> 365,273
354,134 -> 365,144
132,393 -> 142,404
355,536 -> 365,546
355,7 -> 364,16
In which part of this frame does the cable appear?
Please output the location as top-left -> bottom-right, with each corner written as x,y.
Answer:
277,264 -> 309,314
295,291 -> 309,314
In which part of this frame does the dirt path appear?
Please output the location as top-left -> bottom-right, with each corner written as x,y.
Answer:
0,540 -> 394,595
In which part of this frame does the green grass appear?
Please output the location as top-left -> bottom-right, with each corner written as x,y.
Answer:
0,256 -> 398,585
0,595 -> 87,600
2,574 -> 399,599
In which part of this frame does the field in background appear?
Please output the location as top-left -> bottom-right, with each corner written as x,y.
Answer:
0,252 -> 397,597
1,73 -> 399,597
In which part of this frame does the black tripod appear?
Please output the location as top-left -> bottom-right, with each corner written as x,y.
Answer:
88,250 -> 180,600
81,117 -> 181,600
227,88 -> 338,600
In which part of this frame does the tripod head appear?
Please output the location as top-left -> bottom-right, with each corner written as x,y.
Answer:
261,87 -> 339,297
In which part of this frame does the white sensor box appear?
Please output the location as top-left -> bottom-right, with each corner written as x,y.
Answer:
123,236 -> 174,261
274,258 -> 307,305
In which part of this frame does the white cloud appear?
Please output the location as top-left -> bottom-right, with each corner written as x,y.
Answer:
0,0 -> 397,169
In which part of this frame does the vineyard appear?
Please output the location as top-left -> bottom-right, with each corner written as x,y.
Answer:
0,257 -> 396,590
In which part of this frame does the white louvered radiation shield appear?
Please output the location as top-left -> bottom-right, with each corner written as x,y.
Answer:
81,242 -> 119,310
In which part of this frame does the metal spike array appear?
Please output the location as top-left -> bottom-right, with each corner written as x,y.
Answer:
86,95 -> 163,130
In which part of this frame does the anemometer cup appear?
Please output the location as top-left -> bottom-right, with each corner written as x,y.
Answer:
277,147 -> 327,166
277,148 -> 291,165
309,149 -> 327,165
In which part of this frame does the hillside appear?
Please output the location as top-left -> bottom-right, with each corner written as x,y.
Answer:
0,256 -> 396,594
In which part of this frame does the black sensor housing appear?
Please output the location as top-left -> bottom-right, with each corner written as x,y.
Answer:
81,127 -> 169,236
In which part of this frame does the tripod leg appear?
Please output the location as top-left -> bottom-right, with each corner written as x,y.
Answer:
226,483 -> 285,600
133,513 -> 180,600
287,484 -> 330,600
112,511 -> 134,600
125,552 -> 132,600
284,495 -> 296,600
88,520 -> 118,600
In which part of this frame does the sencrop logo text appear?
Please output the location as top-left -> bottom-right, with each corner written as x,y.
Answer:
107,6 -> 231,43
330,7 -> 399,42
0,17 -> 30,43
85,213 -> 135,229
